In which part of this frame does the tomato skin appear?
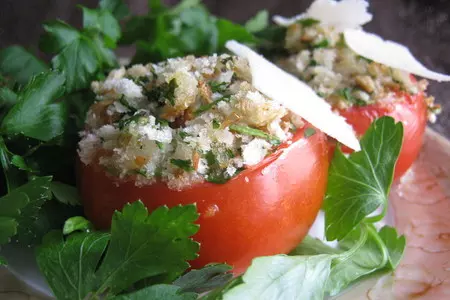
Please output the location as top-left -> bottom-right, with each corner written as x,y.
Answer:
336,90 -> 427,179
80,126 -> 329,274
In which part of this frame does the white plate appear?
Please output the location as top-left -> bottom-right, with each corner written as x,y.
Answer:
3,128 -> 450,299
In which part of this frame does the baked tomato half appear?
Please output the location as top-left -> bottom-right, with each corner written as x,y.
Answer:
336,88 -> 427,180
80,125 -> 329,274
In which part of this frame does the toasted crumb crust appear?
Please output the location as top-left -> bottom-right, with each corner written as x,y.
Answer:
79,54 -> 305,190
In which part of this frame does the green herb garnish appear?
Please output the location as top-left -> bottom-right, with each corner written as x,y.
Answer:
179,131 -> 190,140
208,117 -> 406,299
145,78 -> 178,106
155,141 -> 164,150
229,124 -> 281,146
36,201 -> 201,299
170,159 -> 194,172
297,18 -> 320,27
212,119 -> 221,129
167,78 -> 177,106
337,87 -> 367,106
304,128 -> 316,138
208,81 -> 229,93
244,10 -> 269,33
119,95 -> 137,112
204,151 -> 230,184
358,55 -> 373,63
312,39 -> 329,49
117,114 -> 148,130
194,96 -> 230,116
309,59 -> 318,67
225,149 -> 235,158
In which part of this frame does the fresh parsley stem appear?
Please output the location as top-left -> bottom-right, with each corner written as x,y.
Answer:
364,202 -> 388,224
335,224 -> 369,263
23,142 -> 42,157
366,224 -> 390,268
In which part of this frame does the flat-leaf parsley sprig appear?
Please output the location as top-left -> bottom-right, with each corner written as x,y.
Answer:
206,116 -> 406,299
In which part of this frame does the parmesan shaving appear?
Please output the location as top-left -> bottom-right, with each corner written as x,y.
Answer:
225,40 -> 361,151
344,29 -> 450,82
273,0 -> 372,30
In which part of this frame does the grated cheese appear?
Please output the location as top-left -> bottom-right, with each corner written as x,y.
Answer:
344,29 -> 450,82
273,0 -> 372,30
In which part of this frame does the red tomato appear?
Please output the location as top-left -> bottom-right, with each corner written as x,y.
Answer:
80,125 -> 329,274
336,89 -> 427,180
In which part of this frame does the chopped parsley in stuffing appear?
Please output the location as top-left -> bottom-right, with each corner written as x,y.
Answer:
277,20 -> 441,122
78,54 -> 306,190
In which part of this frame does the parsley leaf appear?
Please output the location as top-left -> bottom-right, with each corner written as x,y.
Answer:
324,117 -> 403,240
37,201 -> 199,299
99,0 -> 129,20
174,264 -> 233,294
11,155 -> 34,172
244,10 -> 269,33
223,255 -> 333,300
298,18 -> 320,27
40,2 -> 120,94
325,226 -> 385,296
216,18 -> 255,50
215,117 -> 406,299
0,46 -> 48,86
51,35 -> 99,93
122,0 -> 255,63
0,136 -> 23,191
291,225 -> 405,297
62,216 -> 92,235
378,225 -> 406,269
81,6 -> 121,45
113,284 -> 197,300
0,87 -> 18,112
0,216 -> 17,245
223,225 -> 406,299
97,201 -> 199,293
36,230 -> 110,300
40,21 -> 81,53
0,176 -> 52,245
51,181 -> 81,206
1,71 -> 67,142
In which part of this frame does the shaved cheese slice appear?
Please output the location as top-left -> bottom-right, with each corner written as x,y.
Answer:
344,29 -> 450,82
273,0 -> 372,29
225,41 -> 361,151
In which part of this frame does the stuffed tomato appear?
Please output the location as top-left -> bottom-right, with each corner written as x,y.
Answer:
276,20 -> 440,179
78,55 -> 329,274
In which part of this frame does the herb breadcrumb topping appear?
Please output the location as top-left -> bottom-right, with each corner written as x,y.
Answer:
78,54 -> 305,190
277,19 -> 441,122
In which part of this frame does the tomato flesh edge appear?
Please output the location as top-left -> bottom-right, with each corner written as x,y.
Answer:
80,125 -> 329,274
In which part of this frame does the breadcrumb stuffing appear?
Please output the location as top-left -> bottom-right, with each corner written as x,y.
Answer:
79,55 -> 308,190
277,19 -> 439,121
